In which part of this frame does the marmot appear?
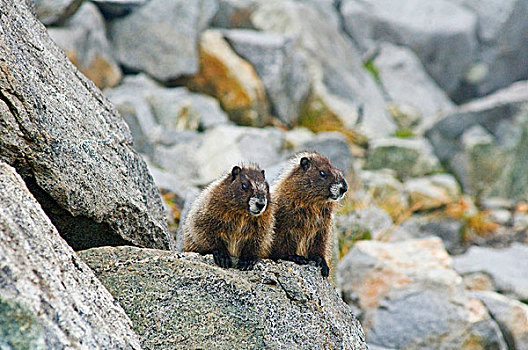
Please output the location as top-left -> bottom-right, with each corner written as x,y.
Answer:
183,164 -> 274,270
270,152 -> 347,277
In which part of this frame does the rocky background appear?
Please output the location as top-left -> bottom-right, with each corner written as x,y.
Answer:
1,0 -> 528,349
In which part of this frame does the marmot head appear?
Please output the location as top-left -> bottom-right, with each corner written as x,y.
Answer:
294,152 -> 348,202
229,164 -> 270,216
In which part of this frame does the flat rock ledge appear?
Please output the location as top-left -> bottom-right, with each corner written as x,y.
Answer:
79,246 -> 367,350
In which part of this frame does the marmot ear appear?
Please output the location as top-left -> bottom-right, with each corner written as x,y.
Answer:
261,169 -> 265,177
300,157 -> 310,171
231,166 -> 241,181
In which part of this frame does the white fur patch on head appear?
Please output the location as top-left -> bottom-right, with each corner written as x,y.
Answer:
329,182 -> 345,201
249,196 -> 267,216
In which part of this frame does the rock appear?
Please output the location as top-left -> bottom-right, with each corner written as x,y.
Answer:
365,137 -> 442,179
250,0 -> 396,139
359,170 -> 409,216
513,212 -> 528,231
108,0 -> 218,82
404,174 -> 460,210
296,131 -> 354,174
212,0 -> 257,29
47,2 -> 122,89
223,29 -> 310,126
146,161 -> 198,208
92,0 -> 147,18
338,237 -> 507,349
453,243 -> 528,300
426,81 -> 528,200
0,1 -> 173,250
188,30 -> 271,127
462,273 -> 495,292
488,209 -> 512,225
336,206 -> 393,242
340,0 -> 478,97
79,246 -> 367,349
373,43 -> 455,132
283,127 -> 316,149
408,218 -> 464,254
471,291 -> 528,350
105,74 -> 228,155
0,161 -> 141,349
154,125 -> 284,186
30,0 -> 82,25
454,0 -> 528,98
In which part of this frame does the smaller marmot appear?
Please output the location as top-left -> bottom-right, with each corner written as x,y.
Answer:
183,164 -> 274,270
270,152 -> 347,277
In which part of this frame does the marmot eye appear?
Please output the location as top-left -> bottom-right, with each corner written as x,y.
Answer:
242,183 -> 248,191
319,170 -> 327,178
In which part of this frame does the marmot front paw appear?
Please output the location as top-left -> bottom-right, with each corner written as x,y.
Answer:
212,249 -> 232,268
237,257 -> 257,271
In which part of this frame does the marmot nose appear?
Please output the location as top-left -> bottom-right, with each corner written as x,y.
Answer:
340,180 -> 348,195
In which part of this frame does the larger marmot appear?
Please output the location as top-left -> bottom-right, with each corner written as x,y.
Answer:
183,164 -> 274,270
270,152 -> 347,277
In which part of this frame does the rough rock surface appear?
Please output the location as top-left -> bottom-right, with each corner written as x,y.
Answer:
426,81 -> 528,200
108,0 -> 218,82
341,0 -> 478,96
188,30 -> 270,127
250,0 -> 396,138
360,170 -> 409,215
79,246 -> 367,350
338,238 -> 507,349
453,243 -> 528,301
0,0 -> 174,251
471,291 -> 528,350
0,161 -> 141,349
223,29 -> 310,126
30,0 -> 83,25
365,137 -> 442,179
47,2 -> 122,89
404,174 -> 460,210
455,0 -> 528,98
374,43 -> 455,131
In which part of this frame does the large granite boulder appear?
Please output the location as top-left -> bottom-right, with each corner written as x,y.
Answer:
187,30 -> 271,127
373,43 -> 455,132
223,29 -> 311,126
426,81 -> 528,201
338,237 -> 507,349
80,246 -> 367,349
0,161 -> 141,349
47,2 -> 122,89
249,0 -> 396,139
453,243 -> 528,301
340,0 -> 478,97
108,0 -> 218,82
365,137 -> 442,179
455,0 -> 528,98
0,0 -> 174,250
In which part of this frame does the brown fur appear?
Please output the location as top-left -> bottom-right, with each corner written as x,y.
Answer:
183,164 -> 274,269
270,152 -> 347,276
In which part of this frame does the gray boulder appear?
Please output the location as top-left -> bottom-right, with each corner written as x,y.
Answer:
223,29 -> 311,126
47,2 -> 122,89
338,237 -> 507,349
374,43 -> 455,132
250,0 -> 396,139
0,1 -> 173,250
365,137 -> 442,179
79,246 -> 367,349
404,174 -> 460,211
455,0 -> 528,97
154,124 -> 284,186
336,206 -> 393,242
108,0 -> 218,82
453,243 -> 528,301
0,161 -> 141,349
426,81 -> 528,200
359,169 -> 409,216
471,291 -> 528,350
340,0 -> 478,97
30,0 -> 82,25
